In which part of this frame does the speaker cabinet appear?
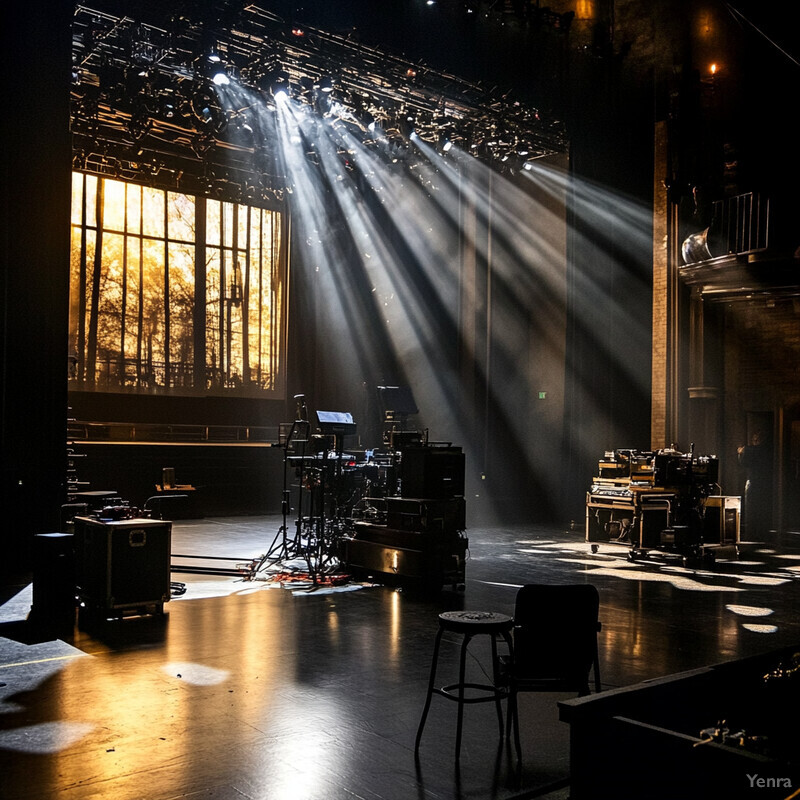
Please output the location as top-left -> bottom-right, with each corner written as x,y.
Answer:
386,497 -> 466,533
399,446 -> 465,499
340,525 -> 467,590
74,517 -> 171,615
30,532 -> 76,627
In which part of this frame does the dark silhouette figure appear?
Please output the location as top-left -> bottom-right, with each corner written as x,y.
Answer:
738,430 -> 773,539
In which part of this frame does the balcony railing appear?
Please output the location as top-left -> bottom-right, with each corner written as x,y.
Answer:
69,356 -> 278,395
710,191 -> 770,257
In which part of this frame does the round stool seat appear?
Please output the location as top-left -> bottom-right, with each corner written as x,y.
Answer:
438,610 -> 513,634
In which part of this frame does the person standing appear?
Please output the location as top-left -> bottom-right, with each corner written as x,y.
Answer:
738,429 -> 773,539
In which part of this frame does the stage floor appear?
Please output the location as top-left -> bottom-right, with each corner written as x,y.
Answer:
1,516 -> 799,800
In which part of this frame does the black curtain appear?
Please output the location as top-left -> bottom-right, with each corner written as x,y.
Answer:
1,1 -> 73,573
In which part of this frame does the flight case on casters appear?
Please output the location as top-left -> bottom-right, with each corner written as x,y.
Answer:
73,516 -> 172,619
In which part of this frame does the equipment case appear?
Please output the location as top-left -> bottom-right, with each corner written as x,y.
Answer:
74,516 -> 172,617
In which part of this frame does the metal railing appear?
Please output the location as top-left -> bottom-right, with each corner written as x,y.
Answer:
70,357 -> 278,394
67,420 -> 279,444
710,191 -> 770,257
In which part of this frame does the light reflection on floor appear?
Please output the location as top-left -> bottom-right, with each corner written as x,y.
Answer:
506,535 -> 800,610
581,566 -> 746,592
725,604 -> 774,617
741,624 -> 779,634
1,518 -> 799,800
0,720 -> 95,754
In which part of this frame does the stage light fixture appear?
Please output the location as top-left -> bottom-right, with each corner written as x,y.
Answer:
196,50 -> 231,87
315,92 -> 332,115
191,88 -> 227,134
208,57 -> 231,86
264,69 -> 291,98
71,3 -> 567,186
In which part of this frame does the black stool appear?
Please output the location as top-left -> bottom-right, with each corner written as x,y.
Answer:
415,610 -> 514,762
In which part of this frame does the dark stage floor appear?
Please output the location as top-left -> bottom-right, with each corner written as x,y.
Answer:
1,517 -> 799,800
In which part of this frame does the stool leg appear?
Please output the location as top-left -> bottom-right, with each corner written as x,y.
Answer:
490,633 -> 504,738
511,682 -> 521,761
454,632 -> 472,763
415,626 -> 444,754
502,632 -> 513,740
501,629 -> 522,761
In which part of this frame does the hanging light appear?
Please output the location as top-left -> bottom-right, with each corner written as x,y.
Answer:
196,50 -> 231,87
190,88 -> 227,133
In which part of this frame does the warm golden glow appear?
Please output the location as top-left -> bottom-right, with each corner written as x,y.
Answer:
696,8 -> 714,40
575,0 -> 595,20
389,588 -> 401,660
68,173 -> 284,395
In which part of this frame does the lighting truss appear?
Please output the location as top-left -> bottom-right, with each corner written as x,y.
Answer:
71,3 -> 567,201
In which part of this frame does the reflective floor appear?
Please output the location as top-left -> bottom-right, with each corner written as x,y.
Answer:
1,517 -> 799,800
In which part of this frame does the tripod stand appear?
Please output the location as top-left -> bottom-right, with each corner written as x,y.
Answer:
250,415 -> 311,576
298,434 -> 355,584
251,406 -> 358,586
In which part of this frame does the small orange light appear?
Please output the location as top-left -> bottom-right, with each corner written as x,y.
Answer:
710,63 -> 718,75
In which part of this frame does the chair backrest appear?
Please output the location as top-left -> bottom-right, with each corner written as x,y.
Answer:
512,583 -> 600,687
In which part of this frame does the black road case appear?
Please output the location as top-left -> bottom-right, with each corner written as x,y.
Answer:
74,516 -> 172,617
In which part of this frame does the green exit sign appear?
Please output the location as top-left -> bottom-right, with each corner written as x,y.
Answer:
538,391 -> 547,400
